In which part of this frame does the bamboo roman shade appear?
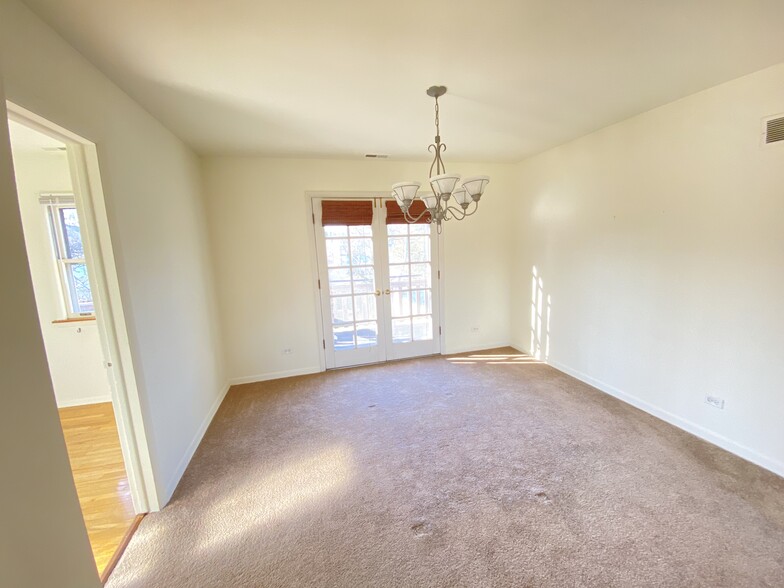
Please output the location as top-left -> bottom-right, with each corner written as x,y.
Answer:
321,200 -> 374,226
385,200 -> 431,224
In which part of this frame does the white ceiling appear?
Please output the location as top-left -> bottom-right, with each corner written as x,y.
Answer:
22,0 -> 784,161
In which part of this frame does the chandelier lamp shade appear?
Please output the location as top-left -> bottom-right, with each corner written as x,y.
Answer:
392,85 -> 490,231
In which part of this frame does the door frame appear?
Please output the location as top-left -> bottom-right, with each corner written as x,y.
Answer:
7,102 -> 159,513
305,191 -> 446,370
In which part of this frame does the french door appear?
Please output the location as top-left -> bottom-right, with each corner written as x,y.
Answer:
313,198 -> 441,369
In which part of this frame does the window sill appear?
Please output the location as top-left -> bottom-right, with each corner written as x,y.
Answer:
52,317 -> 96,325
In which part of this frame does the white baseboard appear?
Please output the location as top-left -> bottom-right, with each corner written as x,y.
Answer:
442,341 -> 515,356
228,366 -> 322,386
56,393 -> 112,408
509,341 -> 529,355
163,381 -> 231,505
547,358 -> 784,479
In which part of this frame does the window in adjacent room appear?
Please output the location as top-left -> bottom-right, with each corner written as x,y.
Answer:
41,193 -> 94,318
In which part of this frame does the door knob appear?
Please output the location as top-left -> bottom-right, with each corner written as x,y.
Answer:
374,289 -> 381,297
384,289 -> 390,295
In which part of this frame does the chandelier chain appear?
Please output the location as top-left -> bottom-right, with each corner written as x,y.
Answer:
434,96 -> 440,138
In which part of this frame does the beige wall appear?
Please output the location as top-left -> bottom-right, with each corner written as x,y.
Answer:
0,0 -> 226,505
0,68 -> 101,588
202,157 -> 516,382
512,62 -> 784,476
12,148 -> 112,407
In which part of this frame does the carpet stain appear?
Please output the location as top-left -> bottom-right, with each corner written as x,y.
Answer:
533,490 -> 552,503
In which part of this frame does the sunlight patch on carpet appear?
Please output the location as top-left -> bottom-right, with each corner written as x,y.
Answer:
197,445 -> 353,552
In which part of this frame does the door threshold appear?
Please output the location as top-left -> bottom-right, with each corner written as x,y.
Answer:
100,514 -> 145,585
326,353 -> 441,371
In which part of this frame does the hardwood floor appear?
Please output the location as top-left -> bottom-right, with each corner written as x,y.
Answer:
59,402 -> 137,579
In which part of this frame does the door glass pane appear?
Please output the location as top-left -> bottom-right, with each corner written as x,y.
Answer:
324,223 -> 379,351
386,223 -> 434,344
388,237 -> 408,263
351,267 -> 375,293
328,268 -> 351,295
409,263 -> 431,289
389,264 -> 410,291
411,290 -> 432,315
350,238 -> 374,265
355,321 -> 378,347
324,226 -> 348,238
333,324 -> 355,350
412,316 -> 433,341
409,236 -> 430,262
391,318 -> 412,343
349,226 -> 372,237
390,291 -> 410,317
354,294 -> 377,321
326,238 -> 350,267
330,296 -> 354,323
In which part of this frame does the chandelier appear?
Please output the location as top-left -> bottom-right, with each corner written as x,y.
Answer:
391,85 -> 490,231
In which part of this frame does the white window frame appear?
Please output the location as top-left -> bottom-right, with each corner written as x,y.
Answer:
40,192 -> 95,319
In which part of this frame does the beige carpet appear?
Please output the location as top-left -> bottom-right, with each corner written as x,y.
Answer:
108,348 -> 784,587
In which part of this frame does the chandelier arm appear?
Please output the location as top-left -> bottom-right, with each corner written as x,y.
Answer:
443,206 -> 462,221
403,207 -> 431,224
445,201 -> 479,219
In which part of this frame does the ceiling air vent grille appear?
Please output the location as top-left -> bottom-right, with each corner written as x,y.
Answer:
766,116 -> 784,144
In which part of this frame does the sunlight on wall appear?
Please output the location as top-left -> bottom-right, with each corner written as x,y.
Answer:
197,445 -> 352,553
530,266 -> 551,361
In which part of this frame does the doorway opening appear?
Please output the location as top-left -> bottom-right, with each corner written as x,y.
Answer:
311,195 -> 443,369
7,105 -> 156,582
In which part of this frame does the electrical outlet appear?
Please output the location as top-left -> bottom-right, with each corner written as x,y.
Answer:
705,395 -> 725,410
282,348 -> 293,355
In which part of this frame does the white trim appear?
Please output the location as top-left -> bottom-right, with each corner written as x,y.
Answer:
56,394 -> 113,408
443,341 -> 513,356
510,341 -> 529,355
7,102 -> 160,512
163,381 -> 231,503
305,195 -> 327,373
546,358 -> 784,479
229,366 -> 322,386
437,223 -> 446,352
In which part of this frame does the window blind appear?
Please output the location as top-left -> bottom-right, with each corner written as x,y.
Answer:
320,200 -> 374,226
385,200 -> 430,224
38,192 -> 75,205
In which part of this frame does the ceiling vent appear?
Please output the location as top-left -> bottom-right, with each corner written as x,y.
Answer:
364,153 -> 389,159
764,115 -> 784,145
